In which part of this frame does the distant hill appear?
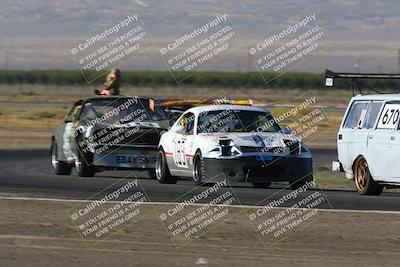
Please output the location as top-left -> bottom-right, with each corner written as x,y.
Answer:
0,0 -> 399,72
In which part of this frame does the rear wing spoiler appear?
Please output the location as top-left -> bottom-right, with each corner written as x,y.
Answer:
325,69 -> 400,95
156,99 -> 253,111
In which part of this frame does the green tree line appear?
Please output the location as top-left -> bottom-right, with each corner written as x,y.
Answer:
0,70 -> 399,91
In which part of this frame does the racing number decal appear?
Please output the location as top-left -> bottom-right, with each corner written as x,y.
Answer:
377,104 -> 400,129
173,138 -> 187,168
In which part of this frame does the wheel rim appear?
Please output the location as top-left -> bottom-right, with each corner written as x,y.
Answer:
355,158 -> 368,191
51,143 -> 58,169
155,153 -> 163,180
75,155 -> 82,173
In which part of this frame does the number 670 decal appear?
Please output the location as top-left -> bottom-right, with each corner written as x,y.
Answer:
377,104 -> 400,129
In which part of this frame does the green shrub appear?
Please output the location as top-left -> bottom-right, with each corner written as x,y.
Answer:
0,69 -> 398,91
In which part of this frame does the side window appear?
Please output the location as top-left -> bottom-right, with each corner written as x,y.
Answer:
376,103 -> 400,130
179,113 -> 195,135
64,101 -> 82,122
363,102 -> 383,129
72,105 -> 82,122
343,102 -> 369,129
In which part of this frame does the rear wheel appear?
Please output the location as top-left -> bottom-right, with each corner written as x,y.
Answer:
51,141 -> 72,175
252,182 -> 271,188
75,151 -> 95,177
193,152 -> 205,186
155,149 -> 177,184
354,157 -> 383,195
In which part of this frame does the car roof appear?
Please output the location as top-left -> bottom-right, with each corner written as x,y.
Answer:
185,104 -> 268,114
81,96 -> 150,102
352,94 -> 400,101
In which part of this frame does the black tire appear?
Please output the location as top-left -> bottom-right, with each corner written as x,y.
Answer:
51,141 -> 72,175
155,149 -> 177,184
354,157 -> 383,195
75,150 -> 96,177
147,169 -> 157,179
193,151 -> 205,186
252,182 -> 271,188
289,177 -> 308,190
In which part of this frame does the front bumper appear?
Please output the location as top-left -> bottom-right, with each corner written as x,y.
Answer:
202,155 -> 313,183
92,145 -> 157,170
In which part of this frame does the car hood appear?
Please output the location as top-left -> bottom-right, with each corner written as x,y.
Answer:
200,132 -> 300,148
91,120 -> 170,130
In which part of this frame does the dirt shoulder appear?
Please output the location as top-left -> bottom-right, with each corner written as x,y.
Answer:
0,198 -> 399,267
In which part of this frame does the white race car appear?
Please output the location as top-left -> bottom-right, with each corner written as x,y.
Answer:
156,104 -> 313,188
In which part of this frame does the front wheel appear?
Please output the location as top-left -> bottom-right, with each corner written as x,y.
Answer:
155,149 -> 177,184
193,152 -> 205,185
51,141 -> 72,175
354,157 -> 383,195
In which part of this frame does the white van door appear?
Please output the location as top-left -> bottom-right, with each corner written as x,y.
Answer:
388,128 -> 400,181
380,103 -> 400,181
338,101 -> 369,173
368,102 -> 398,181
366,129 -> 390,180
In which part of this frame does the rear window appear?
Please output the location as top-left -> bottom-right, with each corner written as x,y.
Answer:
343,101 -> 369,129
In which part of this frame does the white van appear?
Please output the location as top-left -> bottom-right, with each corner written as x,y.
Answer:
333,94 -> 400,195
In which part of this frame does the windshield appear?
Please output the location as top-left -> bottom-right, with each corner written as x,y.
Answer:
197,110 -> 281,133
79,98 -> 168,125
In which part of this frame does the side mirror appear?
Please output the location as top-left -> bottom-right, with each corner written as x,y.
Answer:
281,127 -> 292,134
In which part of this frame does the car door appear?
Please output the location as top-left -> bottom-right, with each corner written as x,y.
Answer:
380,102 -> 400,181
363,101 -> 387,180
338,101 -> 369,172
171,112 -> 195,174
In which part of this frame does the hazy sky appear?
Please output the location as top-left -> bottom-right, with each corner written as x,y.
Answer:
0,0 -> 399,73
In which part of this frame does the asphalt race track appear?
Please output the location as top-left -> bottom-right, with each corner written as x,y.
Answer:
0,149 -> 399,211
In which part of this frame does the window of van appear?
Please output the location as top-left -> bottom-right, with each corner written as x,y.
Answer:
376,102 -> 400,130
343,101 -> 369,129
363,102 -> 383,129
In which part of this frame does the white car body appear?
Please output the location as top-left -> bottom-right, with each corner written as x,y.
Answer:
158,104 -> 313,185
333,94 -> 400,186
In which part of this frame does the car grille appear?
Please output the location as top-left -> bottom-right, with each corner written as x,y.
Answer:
240,146 -> 280,153
244,166 -> 284,178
